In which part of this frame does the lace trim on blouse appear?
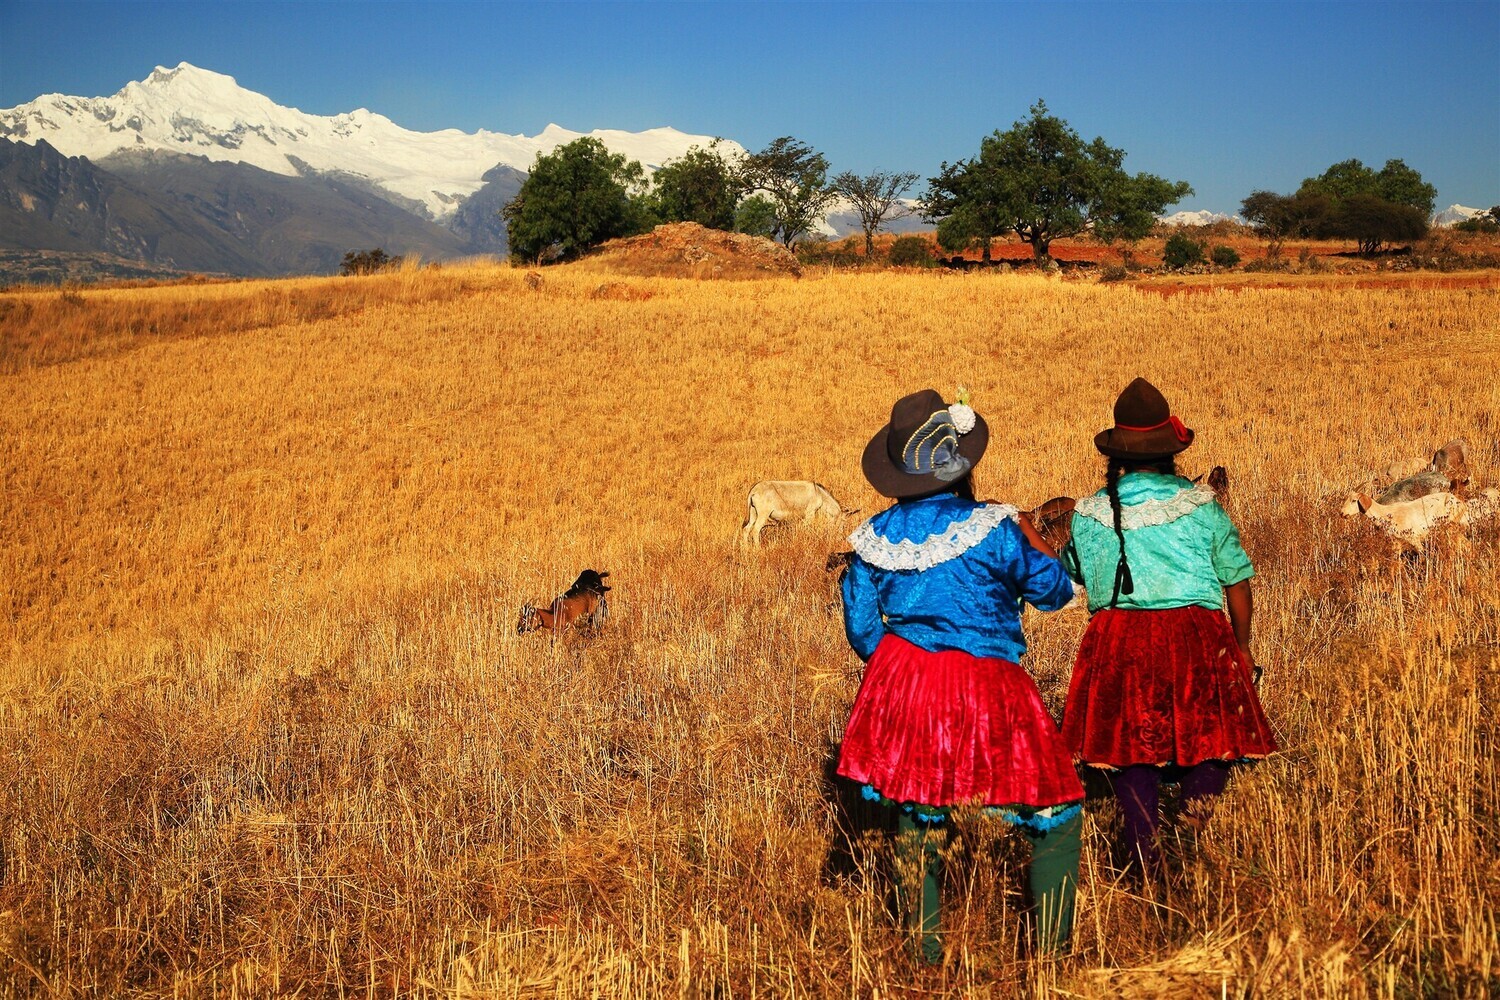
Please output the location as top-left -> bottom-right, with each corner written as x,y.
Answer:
849,503 -> 1018,572
1074,484 -> 1216,530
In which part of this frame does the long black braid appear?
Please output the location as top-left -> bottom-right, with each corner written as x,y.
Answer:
1106,459 -> 1133,607
1105,457 -> 1178,608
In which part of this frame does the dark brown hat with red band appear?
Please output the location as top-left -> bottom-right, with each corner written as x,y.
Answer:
1093,378 -> 1195,461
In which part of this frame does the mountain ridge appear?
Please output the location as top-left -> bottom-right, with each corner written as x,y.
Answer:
0,63 -> 739,221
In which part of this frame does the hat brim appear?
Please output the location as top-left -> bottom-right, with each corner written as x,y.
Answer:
1093,425 -> 1194,461
863,413 -> 990,499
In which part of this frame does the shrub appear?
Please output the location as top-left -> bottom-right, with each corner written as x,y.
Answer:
1454,213 -> 1500,234
794,237 -> 862,268
1244,255 -> 1291,273
340,249 -> 402,276
1100,263 -> 1131,282
887,236 -> 934,267
1162,233 -> 1205,269
1211,245 -> 1241,268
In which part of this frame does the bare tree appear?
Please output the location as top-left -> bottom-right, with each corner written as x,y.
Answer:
832,170 -> 919,259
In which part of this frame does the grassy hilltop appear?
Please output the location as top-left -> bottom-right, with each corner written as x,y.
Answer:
2,263 -> 1497,996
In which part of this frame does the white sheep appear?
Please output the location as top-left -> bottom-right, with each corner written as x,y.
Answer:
1341,491 -> 1470,545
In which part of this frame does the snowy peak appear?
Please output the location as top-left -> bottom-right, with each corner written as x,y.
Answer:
0,63 -> 738,219
1159,209 -> 1242,227
1432,204 -> 1486,226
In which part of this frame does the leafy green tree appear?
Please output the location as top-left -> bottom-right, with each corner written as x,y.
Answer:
1292,158 -> 1435,254
1372,159 -> 1437,216
922,158 -> 1009,261
1298,158 -> 1435,216
923,101 -> 1191,262
831,169 -> 919,258
647,142 -> 742,231
739,137 -> 837,247
502,137 -> 648,263
734,195 -> 778,239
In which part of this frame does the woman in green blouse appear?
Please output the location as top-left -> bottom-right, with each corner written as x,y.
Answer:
1061,378 -> 1277,880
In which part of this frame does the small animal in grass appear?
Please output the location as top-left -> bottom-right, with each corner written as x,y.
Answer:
1025,496 -> 1078,552
516,570 -> 611,635
1378,439 -> 1470,504
1340,491 -> 1469,546
739,480 -> 856,547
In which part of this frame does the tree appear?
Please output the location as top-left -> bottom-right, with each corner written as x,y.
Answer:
922,158 -> 1009,261
738,137 -> 837,247
1294,158 -> 1434,254
646,141 -> 742,231
1298,157 -> 1435,216
502,137 -> 648,263
1240,190 -> 1329,253
734,195 -> 778,239
831,169 -> 919,258
923,101 -> 1191,262
1323,194 -> 1428,255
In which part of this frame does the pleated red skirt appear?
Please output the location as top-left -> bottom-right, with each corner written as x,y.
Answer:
1063,605 -> 1278,767
837,634 -> 1084,809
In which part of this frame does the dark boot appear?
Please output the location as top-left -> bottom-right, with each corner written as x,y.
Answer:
894,812 -> 944,965
1021,812 -> 1081,954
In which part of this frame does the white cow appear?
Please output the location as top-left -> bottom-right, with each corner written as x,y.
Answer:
739,481 -> 849,547
1341,490 -> 1470,545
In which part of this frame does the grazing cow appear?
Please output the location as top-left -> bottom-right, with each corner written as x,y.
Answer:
740,481 -> 852,547
1378,439 -> 1470,504
1341,492 -> 1469,545
517,570 -> 611,635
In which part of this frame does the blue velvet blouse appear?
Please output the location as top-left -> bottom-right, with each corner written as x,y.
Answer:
841,494 -> 1077,663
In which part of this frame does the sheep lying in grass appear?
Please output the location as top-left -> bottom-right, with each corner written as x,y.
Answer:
1341,491 -> 1469,545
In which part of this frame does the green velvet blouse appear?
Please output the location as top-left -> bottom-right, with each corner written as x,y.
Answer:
1061,472 -> 1253,613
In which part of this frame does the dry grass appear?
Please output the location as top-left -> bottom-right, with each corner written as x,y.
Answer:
1,264 -> 1497,996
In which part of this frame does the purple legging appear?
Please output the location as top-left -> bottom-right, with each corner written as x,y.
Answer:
1112,762 -> 1230,877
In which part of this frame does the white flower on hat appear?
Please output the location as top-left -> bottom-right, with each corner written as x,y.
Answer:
949,387 -> 976,435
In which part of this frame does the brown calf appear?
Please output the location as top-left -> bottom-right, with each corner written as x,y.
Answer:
517,570 -> 612,635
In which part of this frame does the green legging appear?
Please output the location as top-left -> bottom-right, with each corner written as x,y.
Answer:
895,811 -> 1081,962
1021,813 -> 1081,954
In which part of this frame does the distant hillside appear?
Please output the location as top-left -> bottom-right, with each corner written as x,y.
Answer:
0,139 -> 473,278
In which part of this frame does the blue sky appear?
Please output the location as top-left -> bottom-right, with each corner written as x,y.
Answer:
2,1 -> 1496,213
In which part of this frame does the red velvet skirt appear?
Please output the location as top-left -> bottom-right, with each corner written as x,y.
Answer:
836,634 -> 1084,809
1063,605 -> 1278,767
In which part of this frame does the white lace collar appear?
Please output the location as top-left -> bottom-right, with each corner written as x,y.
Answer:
1075,484 -> 1216,530
849,503 -> 1018,572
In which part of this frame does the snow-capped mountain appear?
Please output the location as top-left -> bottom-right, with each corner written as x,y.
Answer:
0,63 -> 738,220
1158,209 -> 1243,227
1432,204 -> 1487,226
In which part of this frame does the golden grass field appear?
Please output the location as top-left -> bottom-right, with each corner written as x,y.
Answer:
2,262 -> 1498,997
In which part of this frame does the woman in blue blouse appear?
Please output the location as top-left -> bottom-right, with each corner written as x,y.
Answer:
837,388 -> 1084,962
1061,378 -> 1277,882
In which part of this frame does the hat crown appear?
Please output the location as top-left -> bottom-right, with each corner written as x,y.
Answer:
1113,377 -> 1171,427
885,390 -> 948,462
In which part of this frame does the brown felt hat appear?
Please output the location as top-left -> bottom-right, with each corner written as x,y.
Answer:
862,389 -> 989,499
1093,378 -> 1195,461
